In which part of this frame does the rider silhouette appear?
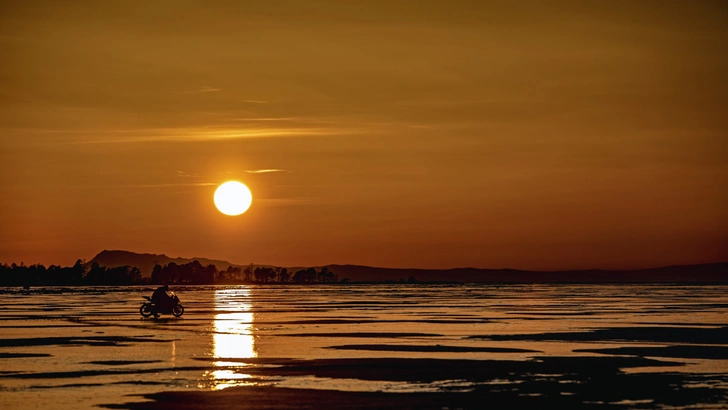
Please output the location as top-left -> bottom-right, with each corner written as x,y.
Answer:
151,285 -> 173,318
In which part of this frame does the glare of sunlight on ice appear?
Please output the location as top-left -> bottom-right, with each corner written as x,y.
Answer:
208,370 -> 255,390
212,287 -> 257,368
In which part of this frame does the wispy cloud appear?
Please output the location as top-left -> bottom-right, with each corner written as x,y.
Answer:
394,97 -> 534,106
232,117 -> 301,122
176,170 -> 201,178
121,182 -> 217,188
245,169 -> 287,174
182,86 -> 221,94
255,197 -> 327,206
193,127 -> 340,140
54,126 -> 347,144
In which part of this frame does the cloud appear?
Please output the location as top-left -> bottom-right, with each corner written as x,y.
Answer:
232,117 -> 301,122
182,86 -> 221,94
121,182 -> 217,188
245,169 -> 287,174
53,125 -> 348,144
255,197 -> 326,206
176,170 -> 201,178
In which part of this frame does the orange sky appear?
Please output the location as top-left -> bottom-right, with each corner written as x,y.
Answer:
1,1 -> 726,270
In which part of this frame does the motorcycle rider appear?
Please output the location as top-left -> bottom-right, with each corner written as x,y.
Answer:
151,284 -> 173,318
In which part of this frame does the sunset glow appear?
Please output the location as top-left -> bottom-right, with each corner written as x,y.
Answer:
1,2 -> 727,409
214,181 -> 252,216
0,1 -> 726,270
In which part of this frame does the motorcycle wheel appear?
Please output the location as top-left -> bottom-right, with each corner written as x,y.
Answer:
172,304 -> 184,317
140,303 -> 153,318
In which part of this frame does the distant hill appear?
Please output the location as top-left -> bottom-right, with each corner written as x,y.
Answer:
317,263 -> 728,283
89,250 -> 243,277
89,250 -> 728,283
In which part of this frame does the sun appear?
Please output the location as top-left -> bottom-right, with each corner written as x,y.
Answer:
214,181 -> 252,216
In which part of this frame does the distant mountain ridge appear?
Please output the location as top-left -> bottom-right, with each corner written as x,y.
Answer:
321,263 -> 728,283
89,250 -> 242,278
89,250 -> 728,283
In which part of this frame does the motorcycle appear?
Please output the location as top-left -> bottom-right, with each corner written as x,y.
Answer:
140,292 -> 184,318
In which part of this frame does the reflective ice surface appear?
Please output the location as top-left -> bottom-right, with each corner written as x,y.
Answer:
0,284 -> 726,408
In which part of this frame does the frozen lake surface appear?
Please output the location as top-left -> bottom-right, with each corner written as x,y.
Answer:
1,284 -> 727,409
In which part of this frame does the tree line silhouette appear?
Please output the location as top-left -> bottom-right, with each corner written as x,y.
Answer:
0,260 -> 342,286
151,261 -> 339,284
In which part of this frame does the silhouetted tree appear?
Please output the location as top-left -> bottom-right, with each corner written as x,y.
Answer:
243,264 -> 253,282
167,262 -> 181,284
82,263 -> 140,285
59,260 -> 84,285
178,260 -> 200,283
292,269 -> 307,283
252,266 -> 276,282
268,268 -> 277,282
305,268 -> 317,283
151,263 -> 163,284
279,268 -> 289,283
317,267 -> 335,283
221,265 -> 241,282
84,262 -> 106,284
202,264 -> 217,284
129,266 -> 142,283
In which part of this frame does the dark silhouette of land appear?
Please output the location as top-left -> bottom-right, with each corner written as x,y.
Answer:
89,250 -> 727,283
0,249 -> 725,286
90,250 -> 241,277
318,262 -> 728,283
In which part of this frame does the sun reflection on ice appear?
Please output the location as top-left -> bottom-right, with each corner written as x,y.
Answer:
207,370 -> 256,390
206,287 -> 258,390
